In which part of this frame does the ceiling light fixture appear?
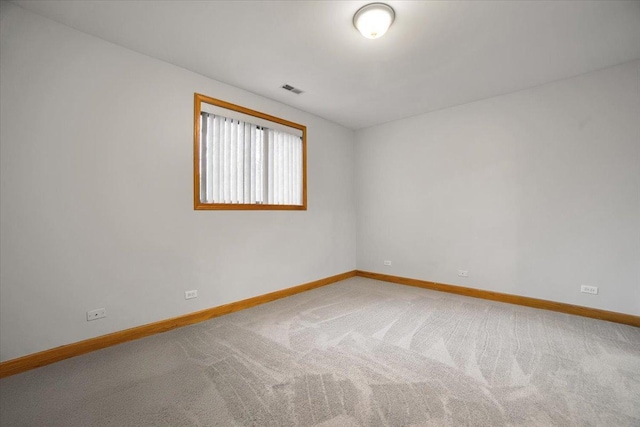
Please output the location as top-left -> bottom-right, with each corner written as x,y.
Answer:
353,3 -> 395,39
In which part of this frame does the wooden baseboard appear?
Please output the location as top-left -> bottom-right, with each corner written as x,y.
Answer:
0,270 -> 356,379
356,270 -> 640,327
4,269 -> 635,379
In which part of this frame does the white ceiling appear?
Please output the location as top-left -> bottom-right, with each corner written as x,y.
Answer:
13,1 -> 640,130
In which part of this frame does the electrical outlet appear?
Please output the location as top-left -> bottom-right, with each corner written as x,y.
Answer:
580,285 -> 598,295
383,260 -> 392,266
87,308 -> 106,321
185,290 -> 198,300
458,270 -> 469,277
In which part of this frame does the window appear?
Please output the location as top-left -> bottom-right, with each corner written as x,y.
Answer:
194,93 -> 307,210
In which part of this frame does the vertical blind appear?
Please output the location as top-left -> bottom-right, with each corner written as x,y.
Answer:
199,112 -> 303,205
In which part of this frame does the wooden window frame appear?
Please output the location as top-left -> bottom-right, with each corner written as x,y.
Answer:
193,93 -> 307,210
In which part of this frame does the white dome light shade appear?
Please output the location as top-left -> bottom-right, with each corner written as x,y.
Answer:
353,3 -> 395,39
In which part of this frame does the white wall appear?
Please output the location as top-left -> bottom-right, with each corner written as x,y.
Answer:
356,60 -> 640,316
0,3 -> 356,362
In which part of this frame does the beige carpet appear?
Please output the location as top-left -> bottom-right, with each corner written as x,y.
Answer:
1,277 -> 639,426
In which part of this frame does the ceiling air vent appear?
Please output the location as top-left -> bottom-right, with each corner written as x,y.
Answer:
282,84 -> 304,95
